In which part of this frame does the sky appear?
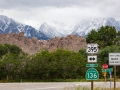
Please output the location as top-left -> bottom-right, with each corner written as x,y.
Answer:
0,0 -> 120,29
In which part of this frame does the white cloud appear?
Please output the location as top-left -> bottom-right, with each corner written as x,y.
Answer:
0,0 -> 120,28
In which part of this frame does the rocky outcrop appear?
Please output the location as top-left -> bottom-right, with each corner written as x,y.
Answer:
47,35 -> 86,52
0,32 -> 86,54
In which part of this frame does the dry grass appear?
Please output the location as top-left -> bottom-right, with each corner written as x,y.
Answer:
64,86 -> 120,90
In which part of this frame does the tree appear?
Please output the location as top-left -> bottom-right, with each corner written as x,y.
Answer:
98,26 -> 117,47
27,49 -> 87,80
114,31 -> 120,45
86,26 -> 117,48
2,53 -> 21,80
86,29 -> 99,43
0,44 -> 27,81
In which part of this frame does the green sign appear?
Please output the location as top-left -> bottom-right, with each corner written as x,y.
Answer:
86,68 -> 99,80
102,68 -> 113,72
86,64 -> 98,67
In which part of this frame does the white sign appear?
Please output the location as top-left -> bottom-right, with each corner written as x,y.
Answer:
109,53 -> 120,65
88,56 -> 97,63
86,44 -> 98,54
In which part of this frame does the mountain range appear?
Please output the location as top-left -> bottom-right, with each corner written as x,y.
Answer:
72,17 -> 120,37
0,15 -> 120,40
0,15 -> 49,40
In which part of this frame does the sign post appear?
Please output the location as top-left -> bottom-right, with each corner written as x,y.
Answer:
86,68 -> 99,90
86,43 -> 99,90
102,68 -> 113,89
102,64 -> 108,83
109,53 -> 120,90
114,65 -> 116,90
109,72 -> 112,89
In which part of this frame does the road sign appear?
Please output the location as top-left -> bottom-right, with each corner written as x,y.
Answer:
86,64 -> 98,67
109,72 -> 112,75
102,68 -> 113,72
88,56 -> 97,63
86,68 -> 99,80
102,72 -> 107,77
109,53 -> 120,65
86,44 -> 98,54
102,64 -> 108,70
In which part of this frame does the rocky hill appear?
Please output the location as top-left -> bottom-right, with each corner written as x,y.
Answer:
0,32 -> 86,54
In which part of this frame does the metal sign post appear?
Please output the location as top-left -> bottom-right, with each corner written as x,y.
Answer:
86,43 -> 99,90
109,53 -> 120,90
105,70 -> 106,83
85,68 -> 99,90
102,68 -> 113,89
91,80 -> 93,90
114,65 -> 116,90
102,64 -> 108,83
109,72 -> 112,89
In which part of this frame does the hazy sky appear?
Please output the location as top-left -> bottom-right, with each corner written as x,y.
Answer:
0,0 -> 120,28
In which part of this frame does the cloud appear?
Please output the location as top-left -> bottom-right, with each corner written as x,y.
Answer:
0,0 -> 120,28
0,0 -> 90,8
1,6 -> 103,27
0,0 -> 119,9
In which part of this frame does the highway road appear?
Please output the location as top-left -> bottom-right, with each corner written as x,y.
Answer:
0,82 -> 120,90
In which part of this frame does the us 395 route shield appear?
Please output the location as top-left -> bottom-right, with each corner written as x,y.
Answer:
86,44 -> 98,54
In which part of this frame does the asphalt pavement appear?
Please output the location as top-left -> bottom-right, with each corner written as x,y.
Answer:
0,82 -> 120,90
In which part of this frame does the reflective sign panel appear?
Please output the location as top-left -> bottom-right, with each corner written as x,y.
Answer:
86,44 -> 98,54
88,56 -> 97,63
109,53 -> 120,65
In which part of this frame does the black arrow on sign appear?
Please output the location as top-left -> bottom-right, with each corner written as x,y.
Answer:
89,57 -> 95,61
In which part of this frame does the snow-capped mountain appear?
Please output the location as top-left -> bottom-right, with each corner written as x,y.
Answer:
47,21 -> 74,35
39,22 -> 72,38
0,15 -> 25,33
1,15 -> 120,39
72,17 -> 120,37
0,15 -> 48,40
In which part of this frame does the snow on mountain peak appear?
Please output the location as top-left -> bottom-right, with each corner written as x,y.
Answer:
38,21 -> 74,38
72,17 -> 120,37
1,15 -> 120,39
39,22 -> 65,38
0,15 -> 48,40
0,15 -> 12,25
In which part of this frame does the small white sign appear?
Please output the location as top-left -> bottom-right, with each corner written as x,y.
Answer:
109,53 -> 120,65
86,44 -> 98,54
88,56 -> 97,63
